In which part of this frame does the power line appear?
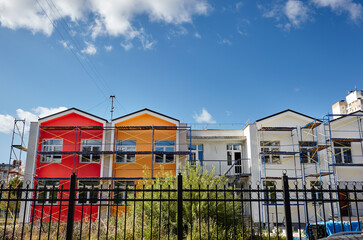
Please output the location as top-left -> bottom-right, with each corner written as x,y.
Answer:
45,0 -> 113,94
35,0 -> 109,98
36,0 -> 128,115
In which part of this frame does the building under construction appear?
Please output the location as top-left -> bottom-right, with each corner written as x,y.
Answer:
20,107 -> 363,225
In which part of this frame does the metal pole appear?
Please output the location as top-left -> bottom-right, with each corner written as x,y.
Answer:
177,173 -> 183,240
152,126 -> 154,178
66,173 -> 77,240
282,173 -> 293,240
7,120 -> 16,183
110,95 -> 115,122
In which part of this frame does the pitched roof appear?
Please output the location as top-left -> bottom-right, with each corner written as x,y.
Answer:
329,110 -> 363,123
38,108 -> 108,122
255,109 -> 319,123
113,108 -> 179,122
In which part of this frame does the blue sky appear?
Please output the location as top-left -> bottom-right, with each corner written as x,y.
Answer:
0,0 -> 362,164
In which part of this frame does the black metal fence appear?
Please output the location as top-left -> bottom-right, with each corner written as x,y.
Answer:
0,174 -> 362,240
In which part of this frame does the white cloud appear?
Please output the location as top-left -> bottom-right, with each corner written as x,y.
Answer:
104,45 -> 113,51
218,38 -> 232,46
121,41 -> 134,51
236,2 -> 244,11
0,107 -> 67,134
284,0 -> 309,27
311,0 -> 363,21
194,32 -> 202,38
81,41 -> 97,55
59,40 -> 73,49
0,114 -> 15,134
193,108 -> 216,123
0,0 -> 210,49
139,35 -> 156,50
226,110 -> 232,117
259,1 -> 310,30
167,26 -> 188,39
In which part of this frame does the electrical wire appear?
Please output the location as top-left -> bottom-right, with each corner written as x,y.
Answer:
35,0 -> 108,99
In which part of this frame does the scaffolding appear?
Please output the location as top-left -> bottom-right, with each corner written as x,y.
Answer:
257,112 -> 363,225
35,125 -> 192,180
7,119 -> 27,183
258,126 -> 300,181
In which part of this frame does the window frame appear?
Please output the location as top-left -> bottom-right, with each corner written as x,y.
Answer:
310,181 -> 323,204
299,141 -> 318,164
80,139 -> 102,163
260,141 -> 281,164
154,140 -> 175,164
334,141 -> 352,164
37,180 -> 59,205
78,180 -> 99,205
188,144 -> 203,167
227,144 -> 242,174
115,140 -> 136,164
114,181 -> 135,205
263,180 -> 277,204
41,139 -> 63,163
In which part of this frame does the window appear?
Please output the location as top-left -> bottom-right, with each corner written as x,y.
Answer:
37,180 -> 59,204
81,139 -> 102,163
310,181 -> 323,203
263,181 -> 276,204
155,141 -> 175,163
260,141 -> 281,164
116,140 -> 136,163
41,139 -> 62,163
114,181 -> 135,205
227,144 -> 242,174
300,141 -> 318,164
78,181 -> 99,204
188,145 -> 203,167
334,141 -> 352,164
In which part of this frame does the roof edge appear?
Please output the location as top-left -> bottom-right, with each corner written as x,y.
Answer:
38,108 -> 108,123
112,108 -> 179,122
255,109 -> 320,123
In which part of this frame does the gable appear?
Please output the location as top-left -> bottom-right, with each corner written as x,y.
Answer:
256,110 -> 318,128
113,109 -> 179,126
115,113 -> 177,127
40,112 -> 105,127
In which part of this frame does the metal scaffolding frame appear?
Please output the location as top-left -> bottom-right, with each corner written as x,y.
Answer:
7,119 -> 27,183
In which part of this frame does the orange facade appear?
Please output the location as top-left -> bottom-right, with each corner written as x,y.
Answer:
113,113 -> 178,179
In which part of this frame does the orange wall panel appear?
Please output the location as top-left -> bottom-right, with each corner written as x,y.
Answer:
113,113 -> 177,178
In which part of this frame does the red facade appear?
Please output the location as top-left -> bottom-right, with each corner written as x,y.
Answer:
31,111 -> 105,222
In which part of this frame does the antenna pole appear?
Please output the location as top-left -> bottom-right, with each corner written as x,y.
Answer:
110,95 -> 115,121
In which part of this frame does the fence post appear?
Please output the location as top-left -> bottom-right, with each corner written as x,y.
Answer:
66,173 -> 77,240
177,173 -> 183,240
282,173 -> 293,240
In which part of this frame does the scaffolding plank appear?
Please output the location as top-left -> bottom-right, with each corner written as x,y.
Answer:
12,145 -> 27,151
329,138 -> 363,142
40,126 -> 104,130
306,172 -> 332,177
38,151 -> 191,155
40,126 -> 185,131
302,121 -> 321,129
259,127 -> 296,131
331,163 -> 363,166
261,151 -> 299,155
302,145 -> 330,152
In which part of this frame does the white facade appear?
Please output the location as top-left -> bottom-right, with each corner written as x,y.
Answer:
189,109 -> 363,224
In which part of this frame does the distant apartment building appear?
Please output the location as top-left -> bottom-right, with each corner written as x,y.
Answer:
332,88 -> 363,118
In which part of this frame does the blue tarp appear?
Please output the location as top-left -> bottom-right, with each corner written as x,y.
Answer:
306,220 -> 362,238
